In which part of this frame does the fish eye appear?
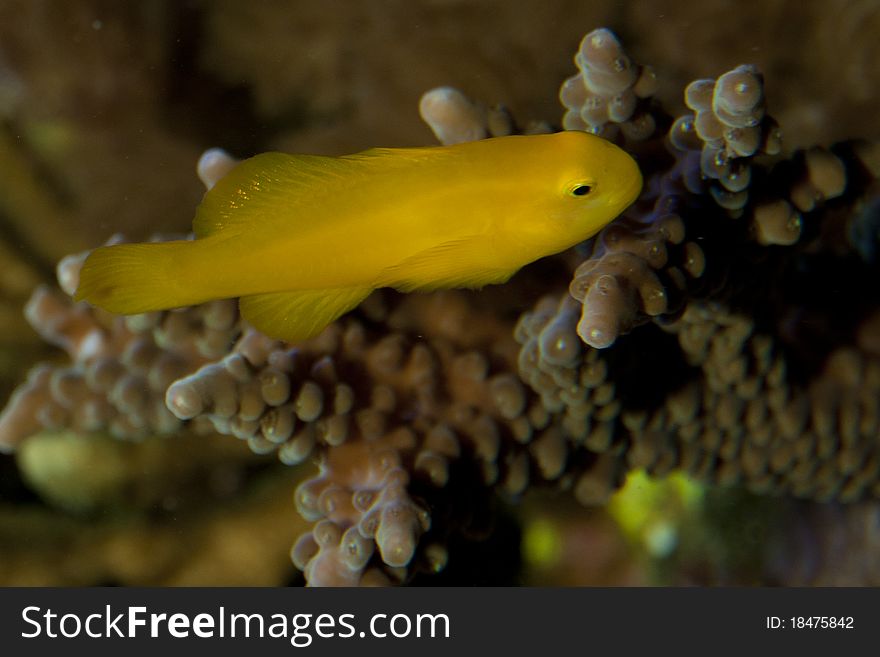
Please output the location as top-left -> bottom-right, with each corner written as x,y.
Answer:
569,183 -> 593,197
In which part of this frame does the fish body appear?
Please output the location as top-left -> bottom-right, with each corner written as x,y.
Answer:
75,131 -> 642,342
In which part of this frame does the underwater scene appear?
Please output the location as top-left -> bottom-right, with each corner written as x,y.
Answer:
0,0 -> 878,586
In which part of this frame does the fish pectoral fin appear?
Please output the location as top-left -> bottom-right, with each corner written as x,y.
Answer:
239,287 -> 372,343
380,239 -> 517,292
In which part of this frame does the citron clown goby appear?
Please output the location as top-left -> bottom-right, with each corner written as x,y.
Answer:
75,131 -> 643,342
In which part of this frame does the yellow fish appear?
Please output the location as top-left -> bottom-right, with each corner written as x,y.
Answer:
75,131 -> 642,342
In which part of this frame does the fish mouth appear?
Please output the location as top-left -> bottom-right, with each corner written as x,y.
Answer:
609,159 -> 643,214
597,138 -> 644,213
624,163 -> 644,206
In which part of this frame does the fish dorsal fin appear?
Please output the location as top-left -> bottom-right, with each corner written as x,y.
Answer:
379,238 -> 517,292
193,145 -> 449,238
239,286 -> 372,343
342,146 -> 441,162
193,152 -> 352,238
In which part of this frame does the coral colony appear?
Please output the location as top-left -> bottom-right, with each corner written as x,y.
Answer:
2,28 -> 879,585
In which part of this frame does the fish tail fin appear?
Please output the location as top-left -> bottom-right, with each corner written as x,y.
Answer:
75,241 -> 207,314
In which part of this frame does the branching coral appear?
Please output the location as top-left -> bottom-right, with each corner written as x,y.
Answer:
558,28 -> 658,142
2,26 -> 879,586
0,242 -> 238,452
167,290 -> 554,584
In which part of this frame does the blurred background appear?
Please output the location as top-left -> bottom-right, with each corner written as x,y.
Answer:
0,0 -> 878,585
